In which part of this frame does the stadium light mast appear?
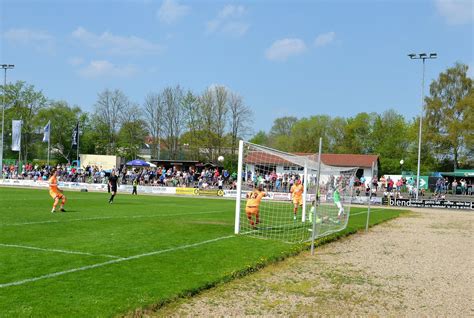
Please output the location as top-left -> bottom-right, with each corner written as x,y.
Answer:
0,64 -> 15,180
408,53 -> 436,200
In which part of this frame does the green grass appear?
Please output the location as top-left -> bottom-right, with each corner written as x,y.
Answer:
0,187 -> 405,317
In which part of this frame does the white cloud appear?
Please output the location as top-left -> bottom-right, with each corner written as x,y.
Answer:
78,60 -> 138,78
72,27 -> 163,56
206,4 -> 250,37
3,28 -> 55,53
218,4 -> 246,19
435,0 -> 473,24
314,31 -> 336,47
68,57 -> 84,66
265,38 -> 307,62
157,0 -> 190,24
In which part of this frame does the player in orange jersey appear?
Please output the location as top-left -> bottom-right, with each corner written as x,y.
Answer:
245,184 -> 266,229
48,169 -> 67,213
290,178 -> 304,220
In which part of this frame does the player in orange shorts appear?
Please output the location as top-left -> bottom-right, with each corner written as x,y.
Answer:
290,179 -> 304,220
48,169 -> 67,213
245,184 -> 266,229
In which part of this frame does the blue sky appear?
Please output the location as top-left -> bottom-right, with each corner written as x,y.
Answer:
1,0 -> 472,133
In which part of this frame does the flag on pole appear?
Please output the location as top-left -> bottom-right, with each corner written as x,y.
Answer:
43,121 -> 51,143
11,120 -> 22,151
71,122 -> 79,149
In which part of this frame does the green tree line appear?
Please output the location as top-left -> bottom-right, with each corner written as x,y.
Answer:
0,63 -> 472,175
250,63 -> 472,174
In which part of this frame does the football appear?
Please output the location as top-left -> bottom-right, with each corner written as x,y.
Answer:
217,156 -> 224,162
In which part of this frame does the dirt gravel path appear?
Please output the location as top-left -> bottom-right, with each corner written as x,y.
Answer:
148,208 -> 473,317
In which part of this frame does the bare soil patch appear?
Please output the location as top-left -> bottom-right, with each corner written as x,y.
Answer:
140,208 -> 474,317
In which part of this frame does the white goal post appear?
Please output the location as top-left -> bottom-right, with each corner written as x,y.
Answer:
234,140 -> 358,244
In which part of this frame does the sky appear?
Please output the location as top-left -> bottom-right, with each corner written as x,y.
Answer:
0,0 -> 472,134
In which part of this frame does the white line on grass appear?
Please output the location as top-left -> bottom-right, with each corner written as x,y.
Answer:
0,243 -> 121,259
0,210 -> 229,227
0,235 -> 235,289
350,209 -> 382,217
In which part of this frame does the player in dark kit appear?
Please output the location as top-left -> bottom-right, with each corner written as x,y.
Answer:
108,170 -> 119,203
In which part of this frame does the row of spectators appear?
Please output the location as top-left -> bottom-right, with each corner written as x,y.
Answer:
1,162 -> 472,196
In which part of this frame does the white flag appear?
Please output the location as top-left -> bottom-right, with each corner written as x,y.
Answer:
12,120 -> 22,151
43,121 -> 51,143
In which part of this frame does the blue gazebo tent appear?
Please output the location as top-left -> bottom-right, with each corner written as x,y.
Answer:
126,159 -> 150,167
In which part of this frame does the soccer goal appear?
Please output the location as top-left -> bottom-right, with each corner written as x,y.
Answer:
234,140 -> 358,244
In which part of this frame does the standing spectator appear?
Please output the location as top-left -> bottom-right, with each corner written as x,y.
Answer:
460,178 -> 467,195
132,178 -> 138,195
452,179 -> 458,194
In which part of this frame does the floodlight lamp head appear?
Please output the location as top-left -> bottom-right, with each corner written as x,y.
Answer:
408,53 -> 416,59
429,53 -> 437,58
419,53 -> 427,58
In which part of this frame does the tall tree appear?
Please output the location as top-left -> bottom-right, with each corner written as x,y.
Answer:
228,92 -> 252,155
269,116 -> 298,137
92,89 -> 130,155
290,115 -> 334,153
268,116 -> 298,151
162,86 -> 185,159
143,93 -> 163,159
181,91 -> 201,159
2,81 -> 47,161
36,101 -> 84,162
340,112 -> 376,154
371,109 -> 414,174
424,63 -> 473,169
249,130 -> 269,146
212,86 -> 228,157
118,104 -> 147,160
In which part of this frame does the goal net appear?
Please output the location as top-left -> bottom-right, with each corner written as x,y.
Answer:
234,141 -> 358,244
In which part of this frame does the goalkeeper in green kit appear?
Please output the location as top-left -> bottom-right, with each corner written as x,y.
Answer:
334,186 -> 345,219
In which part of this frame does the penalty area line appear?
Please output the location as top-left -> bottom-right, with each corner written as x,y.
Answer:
0,210 -> 230,227
0,243 -> 121,259
0,235 -> 235,289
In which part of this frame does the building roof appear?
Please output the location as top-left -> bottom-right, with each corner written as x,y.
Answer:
318,153 -> 378,168
245,151 -> 378,168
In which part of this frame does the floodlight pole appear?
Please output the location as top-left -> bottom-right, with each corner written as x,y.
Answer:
408,53 -> 436,200
0,64 -> 15,180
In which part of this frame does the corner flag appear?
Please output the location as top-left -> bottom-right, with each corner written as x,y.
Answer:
42,121 -> 51,143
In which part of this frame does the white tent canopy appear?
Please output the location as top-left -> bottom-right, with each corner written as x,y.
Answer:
146,161 -> 157,168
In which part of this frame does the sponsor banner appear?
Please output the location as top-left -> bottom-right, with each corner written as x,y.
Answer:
195,189 -> 224,197
176,188 -> 197,195
11,120 -> 22,151
351,196 -> 383,205
151,187 -> 175,194
119,185 -> 134,193
118,185 -> 175,195
223,190 -> 237,198
389,198 -> 473,210
270,192 -> 291,201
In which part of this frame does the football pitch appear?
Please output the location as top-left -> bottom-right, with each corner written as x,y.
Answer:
0,187 -> 404,317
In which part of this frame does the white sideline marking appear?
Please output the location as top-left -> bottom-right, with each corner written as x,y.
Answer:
350,209 -> 382,217
0,235 -> 234,289
0,243 -> 120,259
0,210 -> 229,227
